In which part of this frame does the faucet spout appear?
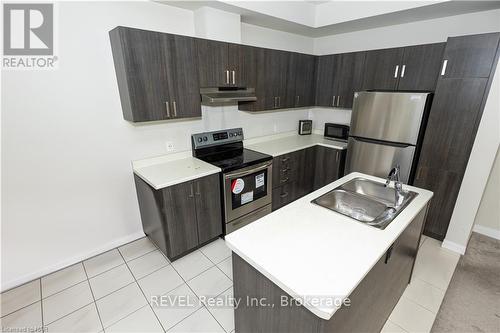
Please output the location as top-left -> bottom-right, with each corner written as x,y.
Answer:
386,165 -> 404,207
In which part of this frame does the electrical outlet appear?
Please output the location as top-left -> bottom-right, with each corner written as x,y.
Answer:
165,141 -> 175,152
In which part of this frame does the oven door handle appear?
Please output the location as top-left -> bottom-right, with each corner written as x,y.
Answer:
224,161 -> 272,179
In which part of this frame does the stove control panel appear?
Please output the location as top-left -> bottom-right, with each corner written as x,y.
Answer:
192,128 -> 244,149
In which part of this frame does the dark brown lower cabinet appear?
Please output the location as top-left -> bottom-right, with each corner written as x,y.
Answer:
313,146 -> 344,190
134,173 -> 222,260
233,205 -> 428,333
272,146 -> 344,211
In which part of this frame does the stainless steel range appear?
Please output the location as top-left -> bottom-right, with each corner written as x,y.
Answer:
192,128 -> 273,234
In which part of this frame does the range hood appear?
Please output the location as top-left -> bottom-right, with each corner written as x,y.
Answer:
200,87 -> 257,105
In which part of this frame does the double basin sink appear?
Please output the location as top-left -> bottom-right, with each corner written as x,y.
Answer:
311,177 -> 418,229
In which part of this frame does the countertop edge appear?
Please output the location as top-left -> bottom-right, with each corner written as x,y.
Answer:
133,165 -> 221,190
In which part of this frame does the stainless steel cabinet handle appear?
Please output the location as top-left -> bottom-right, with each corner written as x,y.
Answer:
281,157 -> 289,162
165,101 -> 170,117
172,101 -> 177,117
440,60 -> 448,76
225,70 -> 230,84
296,95 -> 300,106
336,151 -> 339,162
280,192 -> 289,198
278,96 -> 281,108
188,183 -> 194,198
332,95 -> 336,107
394,65 -> 399,78
232,70 -> 235,85
195,182 -> 201,196
336,96 -> 340,107
400,65 -> 406,78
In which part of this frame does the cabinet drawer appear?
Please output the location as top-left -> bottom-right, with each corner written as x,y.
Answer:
272,182 -> 297,210
273,153 -> 299,188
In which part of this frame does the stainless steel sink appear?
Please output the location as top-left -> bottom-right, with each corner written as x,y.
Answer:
311,177 -> 418,229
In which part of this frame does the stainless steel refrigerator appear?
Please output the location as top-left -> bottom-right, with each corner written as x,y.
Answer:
345,91 -> 432,184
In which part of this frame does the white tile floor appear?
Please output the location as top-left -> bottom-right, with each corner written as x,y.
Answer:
1,235 -> 459,333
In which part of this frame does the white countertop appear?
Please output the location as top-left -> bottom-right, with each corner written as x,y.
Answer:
246,133 -> 347,157
225,172 -> 433,320
133,153 -> 221,190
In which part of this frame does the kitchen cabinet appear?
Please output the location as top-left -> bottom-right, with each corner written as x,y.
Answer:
232,205 -> 428,332
439,33 -> 500,78
272,182 -> 298,211
196,39 -> 248,87
272,146 -> 344,210
134,173 -> 222,260
313,146 -> 345,190
315,55 -> 339,107
238,48 -> 289,111
397,43 -> 446,91
109,27 -> 200,122
362,43 -> 445,92
362,47 -> 404,90
287,53 -> 316,108
415,77 -> 489,240
315,52 -> 365,108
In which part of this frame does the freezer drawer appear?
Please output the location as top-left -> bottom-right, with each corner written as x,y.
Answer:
350,91 -> 430,145
345,137 -> 415,183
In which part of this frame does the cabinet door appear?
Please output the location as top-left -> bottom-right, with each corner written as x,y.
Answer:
336,52 -> 366,108
196,39 -> 229,87
440,33 -> 500,78
238,47 -> 267,111
265,49 -> 289,109
228,44 -> 250,87
295,147 -> 315,197
313,146 -> 342,190
163,181 -> 199,259
293,54 -> 316,107
397,43 -> 445,91
169,35 -> 201,119
362,47 -> 404,90
315,55 -> 339,107
415,78 -> 488,240
110,27 -> 174,122
194,174 -> 222,244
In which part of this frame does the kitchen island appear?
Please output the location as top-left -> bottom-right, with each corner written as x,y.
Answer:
225,172 -> 433,332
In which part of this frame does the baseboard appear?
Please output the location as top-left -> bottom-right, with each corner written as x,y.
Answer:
441,239 -> 466,255
1,231 -> 145,293
472,224 -> 500,240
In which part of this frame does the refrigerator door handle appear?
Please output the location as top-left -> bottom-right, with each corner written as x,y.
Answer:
349,136 -> 413,148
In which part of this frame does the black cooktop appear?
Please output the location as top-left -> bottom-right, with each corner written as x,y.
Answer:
197,147 -> 272,173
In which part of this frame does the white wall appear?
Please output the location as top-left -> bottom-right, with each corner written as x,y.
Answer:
473,148 -> 500,239
314,9 -> 500,54
241,23 -> 314,54
0,1 -> 316,291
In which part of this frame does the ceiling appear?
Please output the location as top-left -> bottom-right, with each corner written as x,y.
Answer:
162,1 -> 500,37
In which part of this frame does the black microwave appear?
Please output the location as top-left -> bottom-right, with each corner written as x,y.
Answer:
324,123 -> 349,141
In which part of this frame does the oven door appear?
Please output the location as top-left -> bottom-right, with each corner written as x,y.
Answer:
223,160 -> 273,223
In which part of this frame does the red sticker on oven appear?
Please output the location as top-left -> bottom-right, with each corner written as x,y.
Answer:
231,178 -> 245,194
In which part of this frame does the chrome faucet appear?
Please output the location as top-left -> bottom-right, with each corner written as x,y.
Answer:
386,165 -> 404,207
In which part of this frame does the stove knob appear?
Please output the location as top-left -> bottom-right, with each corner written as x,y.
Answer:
203,136 -> 208,141
229,133 -> 234,137
197,137 -> 203,143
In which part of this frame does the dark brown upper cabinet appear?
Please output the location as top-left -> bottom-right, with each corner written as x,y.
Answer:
109,27 -> 201,122
397,43 -> 445,91
286,53 -> 316,108
362,47 -> 405,90
315,52 -> 365,108
315,54 -> 339,107
439,33 -> 500,79
196,39 -> 248,87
